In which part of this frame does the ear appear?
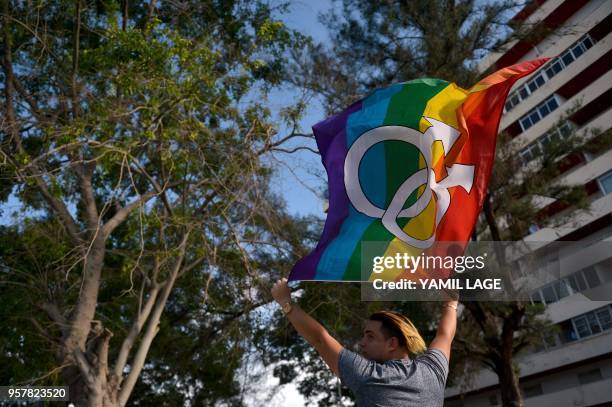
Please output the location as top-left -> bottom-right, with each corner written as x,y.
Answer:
387,336 -> 399,351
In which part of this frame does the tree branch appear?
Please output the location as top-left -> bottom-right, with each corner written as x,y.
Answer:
38,302 -> 69,336
113,283 -> 160,381
79,163 -> 99,232
35,177 -> 84,246
177,255 -> 207,278
117,229 -> 190,406
102,191 -> 158,238
96,328 -> 113,380
12,75 -> 47,123
256,132 -> 314,156
142,0 -> 157,28
271,146 -> 319,155
71,0 -> 81,119
73,347 -> 95,389
129,162 -> 174,216
122,0 -> 129,31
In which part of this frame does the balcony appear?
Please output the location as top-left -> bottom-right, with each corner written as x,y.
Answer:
500,28 -> 612,134
520,192 -> 612,243
511,68 -> 611,150
444,328 -> 612,398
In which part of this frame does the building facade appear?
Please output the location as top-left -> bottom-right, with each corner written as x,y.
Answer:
445,0 -> 612,405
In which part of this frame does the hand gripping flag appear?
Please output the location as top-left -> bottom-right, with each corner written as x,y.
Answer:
289,59 -> 549,282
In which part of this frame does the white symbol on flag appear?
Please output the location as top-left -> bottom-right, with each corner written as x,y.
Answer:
344,118 -> 475,249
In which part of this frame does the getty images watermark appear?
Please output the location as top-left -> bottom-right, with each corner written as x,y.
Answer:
360,240 -> 612,302
370,251 -> 501,291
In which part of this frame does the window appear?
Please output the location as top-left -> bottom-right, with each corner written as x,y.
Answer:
571,43 -> 585,58
583,267 -> 600,288
597,171 -> 612,195
566,274 -> 580,292
518,95 -> 561,132
541,284 -> 558,303
570,306 -> 612,340
519,121 -> 574,165
587,313 -> 602,335
573,316 -> 591,338
520,117 -> 530,131
530,262 -> 604,307
545,60 -> 563,79
559,320 -> 579,343
578,368 -> 602,385
554,280 -> 570,299
546,97 -> 559,111
546,34 -> 594,81
509,94 -> 519,106
542,133 -> 553,147
595,307 -> 612,330
504,35 -> 596,113
533,74 -> 545,88
523,73 -> 547,95
561,51 -> 575,66
519,149 -> 529,163
574,271 -> 588,291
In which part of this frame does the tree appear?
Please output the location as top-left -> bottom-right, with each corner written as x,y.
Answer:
0,0 -> 310,405
279,0 -> 612,405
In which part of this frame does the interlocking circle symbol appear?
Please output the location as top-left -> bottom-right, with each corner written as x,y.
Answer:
344,118 -> 475,249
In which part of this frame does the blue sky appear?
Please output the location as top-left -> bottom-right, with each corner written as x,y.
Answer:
266,0 -> 334,219
247,3 -> 338,405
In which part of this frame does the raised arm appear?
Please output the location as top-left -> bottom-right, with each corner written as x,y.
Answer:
428,297 -> 459,361
271,278 -> 343,376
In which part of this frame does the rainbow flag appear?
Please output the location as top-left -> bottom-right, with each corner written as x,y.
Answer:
289,59 -> 548,282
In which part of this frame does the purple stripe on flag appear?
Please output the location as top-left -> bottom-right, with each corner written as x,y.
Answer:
313,100 -> 363,158
289,101 -> 363,281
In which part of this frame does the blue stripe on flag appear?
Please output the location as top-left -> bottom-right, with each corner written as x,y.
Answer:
315,84 -> 403,280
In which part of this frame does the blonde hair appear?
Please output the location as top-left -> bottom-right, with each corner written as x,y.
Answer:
369,310 -> 427,356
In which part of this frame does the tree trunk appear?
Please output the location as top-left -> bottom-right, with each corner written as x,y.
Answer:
497,306 -> 525,407
497,356 -> 523,407
483,193 -> 507,268
59,322 -> 121,407
60,367 -> 120,407
59,237 -> 108,406
61,367 -> 90,406
63,238 -> 106,351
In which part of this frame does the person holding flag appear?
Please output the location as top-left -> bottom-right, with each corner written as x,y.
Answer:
272,278 -> 458,406
273,59 -> 548,405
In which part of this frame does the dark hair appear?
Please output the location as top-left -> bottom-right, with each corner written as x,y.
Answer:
368,311 -> 426,355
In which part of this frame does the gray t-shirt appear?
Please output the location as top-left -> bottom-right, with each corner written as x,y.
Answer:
338,347 -> 448,407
